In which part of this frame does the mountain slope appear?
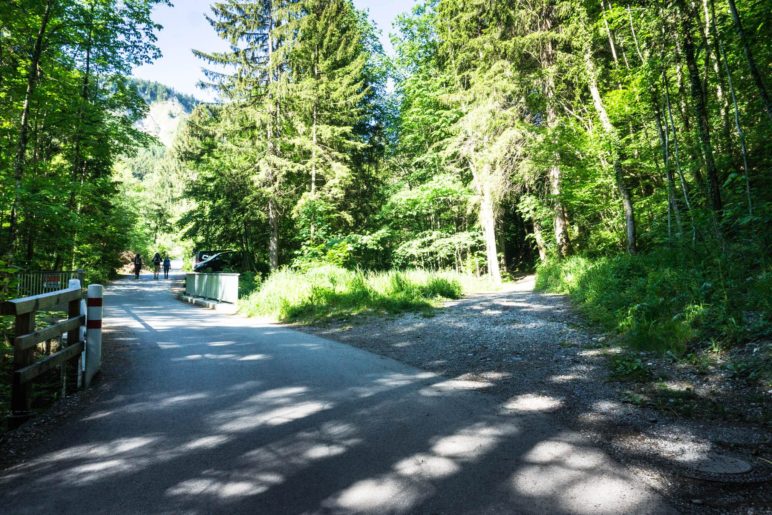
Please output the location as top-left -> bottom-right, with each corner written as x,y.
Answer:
131,79 -> 200,147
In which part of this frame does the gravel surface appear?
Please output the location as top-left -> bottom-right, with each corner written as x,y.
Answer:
300,275 -> 772,513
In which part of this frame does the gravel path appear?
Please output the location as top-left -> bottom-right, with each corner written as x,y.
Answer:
301,276 -> 772,513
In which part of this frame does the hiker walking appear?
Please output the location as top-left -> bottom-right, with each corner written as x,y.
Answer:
133,253 -> 143,279
163,255 -> 171,279
152,252 -> 162,280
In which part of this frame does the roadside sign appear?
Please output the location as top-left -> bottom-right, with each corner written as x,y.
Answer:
43,274 -> 61,290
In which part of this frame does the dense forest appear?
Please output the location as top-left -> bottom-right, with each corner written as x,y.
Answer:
131,77 -> 199,112
0,0 -> 168,282
1,0 -> 770,351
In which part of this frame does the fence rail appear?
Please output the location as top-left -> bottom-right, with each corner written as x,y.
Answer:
185,273 -> 239,304
1,287 -> 85,429
16,270 -> 84,297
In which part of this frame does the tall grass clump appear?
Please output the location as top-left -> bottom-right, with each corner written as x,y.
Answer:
536,245 -> 770,353
240,265 -> 466,323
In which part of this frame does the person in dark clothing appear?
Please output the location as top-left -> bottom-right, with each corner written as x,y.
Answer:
133,253 -> 143,279
152,252 -> 162,279
163,256 -> 171,279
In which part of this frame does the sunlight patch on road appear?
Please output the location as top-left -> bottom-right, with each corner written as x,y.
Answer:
81,410 -> 115,421
524,440 -> 606,469
174,353 -> 239,361
303,444 -> 348,460
393,453 -> 460,479
218,401 -> 329,432
513,463 -> 643,513
349,372 -> 436,398
549,374 -> 582,383
161,393 -> 209,407
166,475 -> 282,499
592,400 -> 624,413
423,378 -> 493,394
503,394 -> 563,413
228,380 -> 263,391
238,354 -> 270,361
511,437 -> 653,513
183,435 -> 230,450
248,386 -> 308,401
374,372 -> 435,387
327,477 -> 423,513
70,459 -> 128,475
478,371 -> 512,381
431,423 -> 510,460
324,421 -> 517,513
34,436 -> 159,463
242,432 -> 361,468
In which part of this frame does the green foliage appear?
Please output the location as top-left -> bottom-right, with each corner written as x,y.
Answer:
608,354 -> 654,382
536,246 -> 771,353
0,261 -> 20,302
183,0 -> 385,272
240,265 -> 466,323
0,0 -> 168,280
238,272 -> 261,298
115,142 -> 191,261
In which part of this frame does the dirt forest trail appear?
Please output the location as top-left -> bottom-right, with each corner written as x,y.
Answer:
0,274 -> 674,514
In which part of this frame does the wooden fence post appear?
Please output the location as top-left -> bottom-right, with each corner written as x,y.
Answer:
10,312 -> 35,427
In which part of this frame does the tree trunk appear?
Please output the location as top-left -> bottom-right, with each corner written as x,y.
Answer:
726,0 -> 771,120
311,42 -> 319,197
584,46 -> 637,254
268,198 -> 279,271
532,220 -> 548,263
672,33 -> 706,191
266,0 -> 280,271
542,17 -> 570,257
662,64 -> 694,218
653,100 -> 683,239
703,0 -> 734,154
7,0 -> 54,254
549,164 -> 571,256
479,180 -> 501,283
679,1 -> 723,215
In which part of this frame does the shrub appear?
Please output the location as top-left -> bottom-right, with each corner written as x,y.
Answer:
536,246 -> 770,354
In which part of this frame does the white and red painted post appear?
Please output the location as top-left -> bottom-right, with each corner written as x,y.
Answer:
85,284 -> 103,387
68,278 -> 87,388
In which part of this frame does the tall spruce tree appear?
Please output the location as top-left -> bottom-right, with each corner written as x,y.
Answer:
195,0 -> 297,270
289,0 -> 371,246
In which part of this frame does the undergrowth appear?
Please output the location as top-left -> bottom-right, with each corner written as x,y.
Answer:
240,265 -> 486,323
536,245 -> 770,354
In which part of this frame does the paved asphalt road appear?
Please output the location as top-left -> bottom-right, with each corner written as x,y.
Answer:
0,275 -> 674,514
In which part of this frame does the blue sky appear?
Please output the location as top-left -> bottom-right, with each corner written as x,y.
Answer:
133,0 -> 416,100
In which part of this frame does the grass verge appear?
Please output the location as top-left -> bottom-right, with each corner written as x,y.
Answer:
239,265 -> 491,323
535,247 -> 770,354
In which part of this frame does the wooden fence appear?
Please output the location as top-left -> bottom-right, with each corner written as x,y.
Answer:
16,270 -> 84,297
1,287 -> 85,429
